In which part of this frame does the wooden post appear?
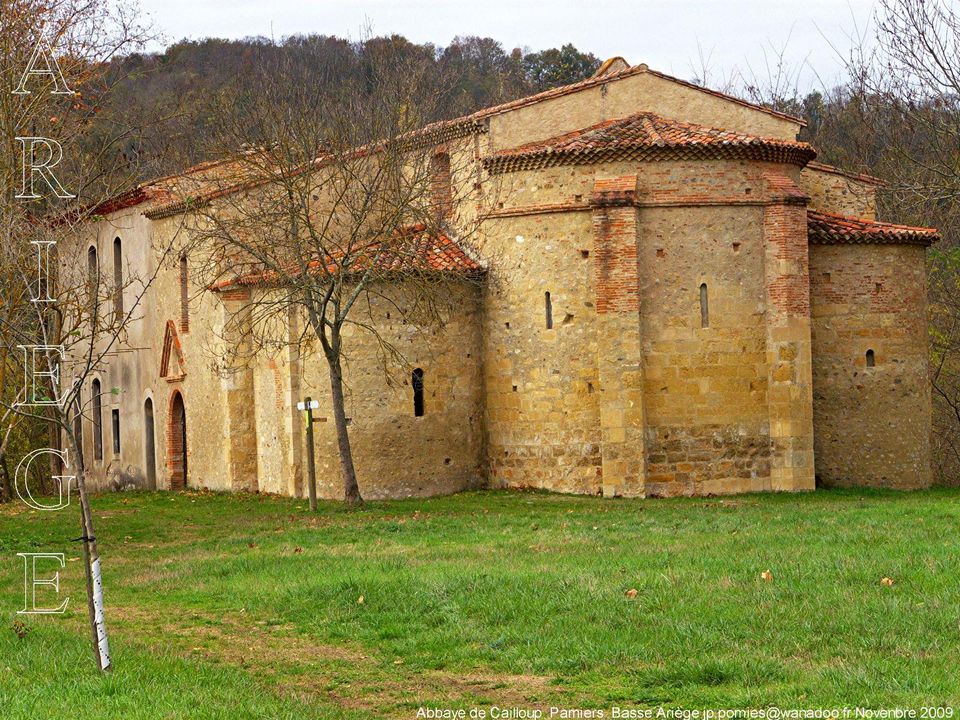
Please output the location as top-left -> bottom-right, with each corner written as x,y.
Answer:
304,397 -> 317,511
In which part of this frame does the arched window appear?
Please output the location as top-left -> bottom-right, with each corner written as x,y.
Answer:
113,237 -> 123,320
144,398 -> 156,487
72,394 -> 83,461
180,255 -> 189,332
412,368 -> 425,417
866,349 -> 876,367
545,291 -> 553,329
91,379 -> 103,461
699,283 -> 709,328
430,152 -> 452,218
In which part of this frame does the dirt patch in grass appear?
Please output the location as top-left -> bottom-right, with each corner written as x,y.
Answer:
105,603 -> 552,717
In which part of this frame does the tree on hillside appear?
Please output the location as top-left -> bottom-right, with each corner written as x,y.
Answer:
87,35 -> 603,178
522,43 -> 601,91
182,40 -> 495,503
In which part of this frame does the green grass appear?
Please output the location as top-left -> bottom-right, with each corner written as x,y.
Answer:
1,487 -> 960,717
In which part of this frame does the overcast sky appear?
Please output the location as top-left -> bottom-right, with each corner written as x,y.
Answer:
137,0 -> 878,93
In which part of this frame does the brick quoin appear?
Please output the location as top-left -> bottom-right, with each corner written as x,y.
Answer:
591,175 -> 640,314
762,176 -> 810,317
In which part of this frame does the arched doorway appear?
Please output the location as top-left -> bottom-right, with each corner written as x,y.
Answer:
144,398 -> 157,488
169,391 -> 187,490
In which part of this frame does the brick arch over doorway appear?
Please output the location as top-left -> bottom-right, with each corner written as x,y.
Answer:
168,390 -> 187,490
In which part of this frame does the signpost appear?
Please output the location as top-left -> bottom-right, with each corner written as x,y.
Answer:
296,398 -> 320,511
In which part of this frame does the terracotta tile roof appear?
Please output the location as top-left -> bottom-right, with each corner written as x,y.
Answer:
210,224 -> 483,292
808,210 -> 939,246
805,161 -> 885,186
484,112 -> 816,174
87,156 -> 258,219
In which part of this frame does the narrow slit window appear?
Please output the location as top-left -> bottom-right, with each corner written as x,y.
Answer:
92,379 -> 103,461
112,408 -> 120,455
545,291 -> 553,329
866,349 -> 875,367
412,368 -> 425,417
180,255 -> 189,332
87,246 -> 98,316
699,283 -> 709,328
113,237 -> 123,320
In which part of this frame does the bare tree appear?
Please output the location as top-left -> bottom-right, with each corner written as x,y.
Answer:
838,0 -> 960,480
0,0 -> 157,671
180,40 -> 493,503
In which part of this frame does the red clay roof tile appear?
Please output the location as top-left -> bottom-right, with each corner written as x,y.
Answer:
210,224 -> 483,291
808,210 -> 939,245
484,111 -> 816,173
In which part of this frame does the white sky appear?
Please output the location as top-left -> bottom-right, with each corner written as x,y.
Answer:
137,0 -> 878,94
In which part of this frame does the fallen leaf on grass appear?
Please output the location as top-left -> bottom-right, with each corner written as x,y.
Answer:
625,588 -> 638,599
881,577 -> 895,587
760,570 -> 774,582
293,546 -> 303,554
357,595 -> 365,605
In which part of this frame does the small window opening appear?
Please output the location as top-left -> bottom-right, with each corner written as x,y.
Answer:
111,408 -> 120,455
545,292 -> 553,329
180,255 -> 189,332
732,242 -> 741,253
412,368 -> 425,417
866,349 -> 876,367
656,248 -> 665,258
580,249 -> 590,258
113,237 -> 123,320
699,283 -> 709,328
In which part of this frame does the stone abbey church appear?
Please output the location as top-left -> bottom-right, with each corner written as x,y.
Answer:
76,57 -> 937,500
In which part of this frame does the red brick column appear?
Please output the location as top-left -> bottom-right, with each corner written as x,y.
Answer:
762,173 -> 815,491
591,175 -> 647,497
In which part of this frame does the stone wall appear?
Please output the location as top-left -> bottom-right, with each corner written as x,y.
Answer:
809,243 -> 932,488
486,67 -> 801,153
256,282 -> 486,501
800,165 -> 878,219
481,158 -> 817,497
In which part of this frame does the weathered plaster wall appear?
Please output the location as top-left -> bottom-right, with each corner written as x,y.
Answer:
75,211 -> 234,494
809,243 -> 932,488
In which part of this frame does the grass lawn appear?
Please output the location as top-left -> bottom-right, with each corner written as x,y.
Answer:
1,487 -> 960,718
